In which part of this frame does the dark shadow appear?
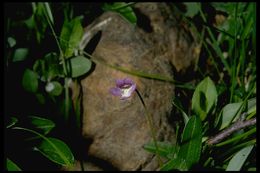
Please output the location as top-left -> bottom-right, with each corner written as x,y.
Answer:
133,8 -> 153,33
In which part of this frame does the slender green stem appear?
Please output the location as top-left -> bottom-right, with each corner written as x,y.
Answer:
43,4 -> 70,119
215,127 -> 256,147
82,51 -> 195,90
106,2 -> 136,11
199,8 -> 231,76
135,89 -> 163,167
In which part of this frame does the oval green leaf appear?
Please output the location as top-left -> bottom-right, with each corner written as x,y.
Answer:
6,158 -> 22,171
45,81 -> 63,96
13,48 -> 29,62
35,137 -> 74,166
28,116 -> 55,135
226,145 -> 254,171
67,56 -> 92,78
178,115 -> 202,169
22,69 -> 38,93
192,77 -> 218,121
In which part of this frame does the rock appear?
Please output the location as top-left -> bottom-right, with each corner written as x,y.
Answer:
71,2 -> 200,171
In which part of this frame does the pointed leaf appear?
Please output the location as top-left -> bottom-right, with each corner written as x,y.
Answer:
160,157 -> 188,171
178,115 -> 202,169
192,77 -> 218,120
28,116 -> 55,135
22,69 -> 38,93
60,16 -> 84,58
143,141 -> 178,159
226,145 -> 254,171
220,102 -> 243,130
67,56 -> 92,78
35,137 -> 74,166
6,158 -> 22,171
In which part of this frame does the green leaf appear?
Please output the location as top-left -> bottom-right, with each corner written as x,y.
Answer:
7,37 -> 16,48
67,56 -> 92,78
6,117 -> 18,128
43,2 -> 54,24
33,52 -> 63,81
13,48 -> 29,62
160,157 -> 188,171
210,2 -> 236,14
247,97 -> 256,115
28,116 -> 55,135
22,69 -> 38,93
35,93 -> 46,104
45,81 -> 63,96
143,141 -> 178,159
178,115 -> 202,169
226,145 -> 254,171
102,2 -> 137,25
183,2 -> 201,18
6,158 -> 22,171
192,77 -> 218,121
60,16 -> 84,58
219,102 -> 243,130
35,137 -> 74,166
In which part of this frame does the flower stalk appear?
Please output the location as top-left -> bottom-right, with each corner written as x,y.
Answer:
135,89 -> 163,167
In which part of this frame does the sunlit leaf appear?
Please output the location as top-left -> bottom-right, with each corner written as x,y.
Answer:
220,102 -> 243,130
226,145 -> 254,171
178,115 -> 202,169
35,137 -> 74,166
13,48 -> 29,62
22,69 -> 38,93
60,16 -> 84,58
28,116 -> 55,135
67,56 -> 92,78
192,77 -> 218,121
6,158 -> 22,171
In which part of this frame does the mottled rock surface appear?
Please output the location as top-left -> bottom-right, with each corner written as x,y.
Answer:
71,2 -> 200,171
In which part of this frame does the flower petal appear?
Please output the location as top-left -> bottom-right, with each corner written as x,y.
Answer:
109,87 -> 121,96
124,78 -> 135,85
116,79 -> 125,87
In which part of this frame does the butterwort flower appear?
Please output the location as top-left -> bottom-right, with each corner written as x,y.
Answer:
110,78 -> 136,99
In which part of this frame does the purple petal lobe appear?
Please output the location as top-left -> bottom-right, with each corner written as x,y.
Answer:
116,79 -> 125,87
110,87 -> 121,96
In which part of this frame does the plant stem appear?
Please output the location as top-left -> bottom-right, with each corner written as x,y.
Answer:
43,4 -> 70,119
135,89 -> 163,167
207,117 -> 256,145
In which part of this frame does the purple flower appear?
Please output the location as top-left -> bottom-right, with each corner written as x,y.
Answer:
110,78 -> 136,99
